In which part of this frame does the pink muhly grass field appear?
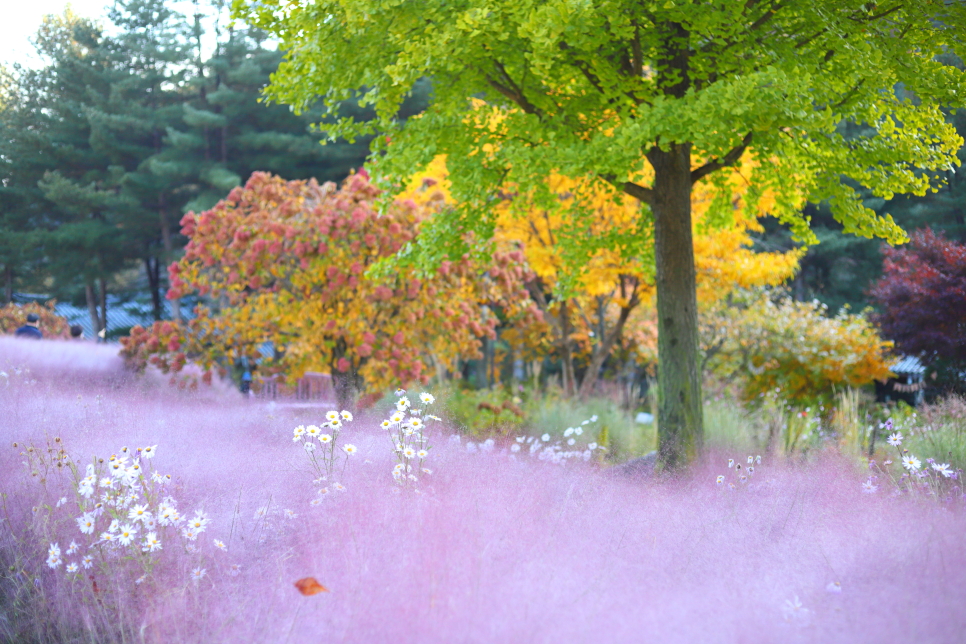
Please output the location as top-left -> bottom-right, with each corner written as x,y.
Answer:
1,337 -> 965,643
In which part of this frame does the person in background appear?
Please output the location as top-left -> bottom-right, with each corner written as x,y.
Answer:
14,313 -> 43,339
70,325 -> 83,340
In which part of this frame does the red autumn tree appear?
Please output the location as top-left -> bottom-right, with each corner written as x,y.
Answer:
121,171 -> 529,407
869,228 -> 966,390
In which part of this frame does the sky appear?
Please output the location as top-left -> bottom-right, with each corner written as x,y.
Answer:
2,1 -> 112,68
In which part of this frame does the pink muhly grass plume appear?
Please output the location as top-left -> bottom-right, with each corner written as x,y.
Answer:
1,338 -> 965,643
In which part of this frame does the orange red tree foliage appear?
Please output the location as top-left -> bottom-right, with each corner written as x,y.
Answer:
120,171 -> 529,406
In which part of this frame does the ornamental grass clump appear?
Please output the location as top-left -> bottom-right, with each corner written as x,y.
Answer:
5,337 -> 966,643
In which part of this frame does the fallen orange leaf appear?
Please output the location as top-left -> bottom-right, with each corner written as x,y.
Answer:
294,577 -> 329,596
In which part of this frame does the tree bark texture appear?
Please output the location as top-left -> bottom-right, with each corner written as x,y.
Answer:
85,281 -> 100,336
3,266 -> 12,304
97,278 -> 108,335
646,143 -> 704,469
159,195 -> 182,322
145,256 -> 162,321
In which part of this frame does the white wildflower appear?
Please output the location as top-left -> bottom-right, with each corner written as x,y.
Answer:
902,455 -> 922,471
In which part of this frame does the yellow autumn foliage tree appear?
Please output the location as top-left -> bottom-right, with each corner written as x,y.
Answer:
400,156 -> 803,398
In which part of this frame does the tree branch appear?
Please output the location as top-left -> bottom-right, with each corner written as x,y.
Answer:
691,131 -> 753,184
486,60 -> 543,117
622,180 -> 654,205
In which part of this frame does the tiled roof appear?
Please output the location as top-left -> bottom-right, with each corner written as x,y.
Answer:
890,355 -> 926,376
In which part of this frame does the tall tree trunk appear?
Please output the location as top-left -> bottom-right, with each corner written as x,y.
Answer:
3,266 -> 12,304
332,370 -> 360,411
560,300 -> 576,396
97,278 -> 108,336
647,143 -> 703,470
158,194 -> 182,322
85,281 -> 100,337
145,256 -> 162,321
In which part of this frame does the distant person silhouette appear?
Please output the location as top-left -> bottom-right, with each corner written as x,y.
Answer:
70,324 -> 83,339
14,313 -> 43,339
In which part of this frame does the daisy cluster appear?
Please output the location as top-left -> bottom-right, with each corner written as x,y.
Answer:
865,425 -> 962,499
382,389 -> 439,488
28,441 -> 229,585
715,455 -> 762,489
510,415 -> 605,465
292,410 -> 357,483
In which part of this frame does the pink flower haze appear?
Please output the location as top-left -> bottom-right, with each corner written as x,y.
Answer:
1,336 -> 965,643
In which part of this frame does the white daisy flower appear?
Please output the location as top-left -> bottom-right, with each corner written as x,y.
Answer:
325,411 -> 340,422
581,420 -> 590,425
229,563 -> 241,577
391,412 -> 405,423
728,459 -> 735,468
318,487 -> 330,495
117,524 -> 138,546
421,468 -> 432,475
284,509 -> 297,519
190,567 -> 206,582
826,581 -> 842,593
66,562 -> 79,574
419,392 -> 435,405
333,482 -> 346,492
416,449 -> 429,459
395,388 -> 407,396
887,432 -> 903,447
427,414 -> 442,421
303,442 -> 317,452
588,442 -> 598,450
541,434 -> 550,442
81,555 -> 93,569
409,418 -> 423,430
319,434 -> 332,444
128,504 -> 151,523
293,425 -> 306,441
510,444 -> 521,453
141,445 -> 157,459
340,410 -> 353,421
76,513 -> 96,535
66,541 -> 79,555
214,539 -> 227,551
402,447 -> 416,459
151,472 -> 166,484
589,415 -> 598,422
716,475 -> 725,485
310,498 -> 322,506
396,397 -> 411,411
135,575 -> 146,585
143,532 -> 162,552
862,480 -> 878,493
182,528 -> 199,541
329,419 -> 342,430
567,438 -> 576,446
187,512 -> 209,532
902,455 -> 922,471
343,444 -> 358,455
305,425 -> 321,438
